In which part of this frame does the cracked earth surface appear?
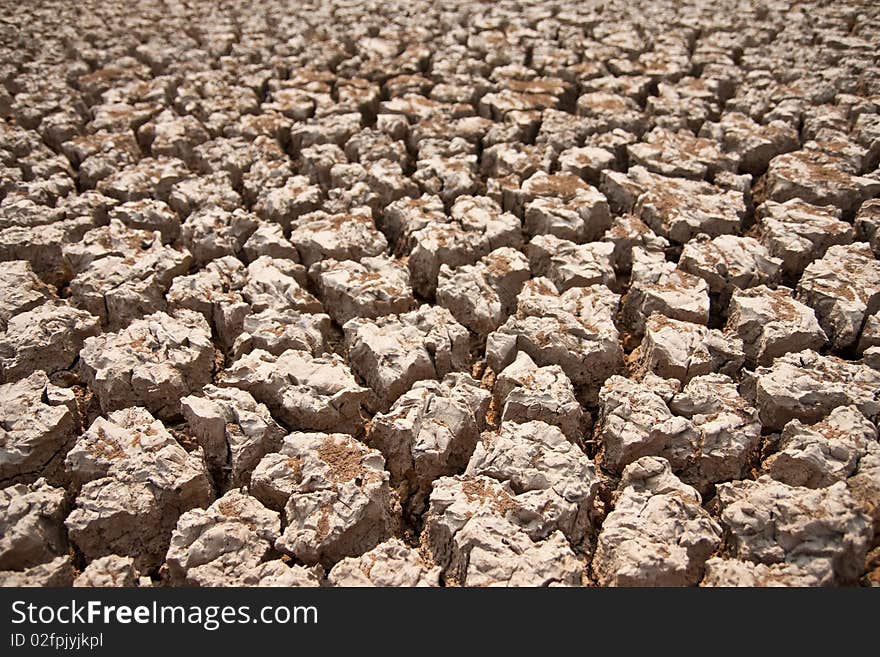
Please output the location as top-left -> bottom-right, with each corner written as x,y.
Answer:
1,0 -> 879,587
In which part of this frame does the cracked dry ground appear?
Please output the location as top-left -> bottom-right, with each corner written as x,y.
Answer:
1,0 -> 880,588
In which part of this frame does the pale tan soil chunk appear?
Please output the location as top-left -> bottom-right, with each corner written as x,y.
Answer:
756,199 -> 855,279
64,408 -> 212,571
744,349 -> 880,431
368,373 -> 489,509
344,305 -> 470,412
0,478 -> 68,571
487,279 -> 623,404
597,373 -> 761,493
423,475 -> 585,586
725,286 -> 827,367
592,457 -> 722,587
78,310 -> 215,421
253,432 -> 397,568
493,352 -> 584,441
0,556 -> 75,587
716,477 -> 872,585
0,371 -> 79,486
0,302 -> 100,383
329,539 -> 441,587
310,255 -> 417,326
796,243 -> 880,351
165,489 -> 290,587
181,385 -> 285,491
0,261 -> 53,332
633,314 -> 744,383
466,420 -> 599,549
74,555 -> 140,587
436,247 -> 531,337
218,349 -> 369,435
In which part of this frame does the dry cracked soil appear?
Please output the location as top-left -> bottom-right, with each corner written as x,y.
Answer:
1,0 -> 879,588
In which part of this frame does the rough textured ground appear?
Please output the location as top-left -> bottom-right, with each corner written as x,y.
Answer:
1,0 -> 879,587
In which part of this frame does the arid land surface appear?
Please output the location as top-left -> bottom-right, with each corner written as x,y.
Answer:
1,0 -> 879,587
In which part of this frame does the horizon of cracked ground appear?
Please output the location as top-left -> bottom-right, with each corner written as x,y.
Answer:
1,0 -> 879,587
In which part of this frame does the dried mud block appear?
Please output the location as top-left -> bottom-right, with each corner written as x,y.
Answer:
765,150 -> 880,216
487,279 -> 623,404
0,223 -> 80,287
289,207 -> 388,268
708,111 -> 799,175
259,432 -> 397,568
79,310 -> 215,420
218,349 -> 368,435
633,314 -> 744,382
621,269 -> 710,336
413,153 -> 479,205
592,457 -> 721,586
62,219 -> 162,274
164,489 -> 282,586
423,475 -> 585,587
520,172 -> 611,242
0,478 -> 68,570
597,375 -> 689,476
328,539 -> 440,587
67,230 -> 192,330
760,407 -> 880,538
667,374 -> 761,491
796,243 -> 880,351
108,199 -> 180,243
633,172 -> 745,244
726,286 -> 826,367
138,109 -> 209,166
716,477 -> 872,584
64,407 -> 212,571
181,385 -> 285,491
601,214 -> 668,274
597,373 -> 760,491
526,234 -> 616,293
700,557 -> 832,587
368,373 -> 489,505
242,222 -> 300,263
466,420 -> 599,548
442,515 -> 584,587
167,173 -> 242,219
436,247 -> 530,336
557,146 -> 617,185
0,371 -> 78,486
576,91 -> 646,135
344,305 -> 470,412
0,302 -> 100,382
74,555 -> 139,587
756,199 -> 854,279
0,260 -> 54,331
252,175 -> 322,230
310,255 -> 417,326
762,405 -> 877,490
493,352 -> 584,441
744,349 -> 880,431
0,555 -> 74,587
678,234 -> 781,302
243,256 -> 322,315
231,309 -> 332,360
180,206 -> 258,264
382,194 -> 446,250
165,255 -> 249,350
407,195 -> 522,298
627,127 -> 737,180
97,157 -> 189,203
